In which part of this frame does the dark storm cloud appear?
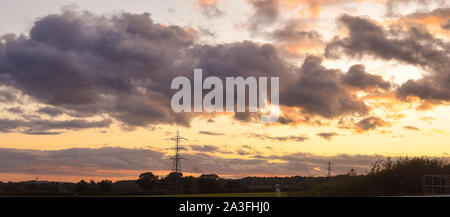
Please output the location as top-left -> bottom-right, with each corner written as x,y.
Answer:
0,10 -> 303,127
193,40 -> 298,122
316,132 -> 339,140
325,14 -> 448,67
188,41 -> 289,105
195,41 -> 288,78
0,10 -> 394,129
396,78 -> 450,101
0,10 -> 197,127
281,56 -> 369,118
0,118 -> 111,134
37,107 -> 65,117
247,0 -> 280,33
355,116 -> 390,132
0,146 -> 394,177
341,65 -> 391,90
325,14 -> 450,103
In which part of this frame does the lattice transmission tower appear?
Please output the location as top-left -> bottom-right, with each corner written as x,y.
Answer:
169,130 -> 187,192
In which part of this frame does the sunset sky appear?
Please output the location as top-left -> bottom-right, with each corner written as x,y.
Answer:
1,0 -> 450,182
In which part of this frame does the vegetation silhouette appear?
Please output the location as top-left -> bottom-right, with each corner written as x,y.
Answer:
1,157 -> 449,196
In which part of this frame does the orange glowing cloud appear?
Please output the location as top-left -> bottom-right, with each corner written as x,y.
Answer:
196,0 -> 219,6
382,8 -> 450,36
283,41 -> 324,55
280,0 -> 361,17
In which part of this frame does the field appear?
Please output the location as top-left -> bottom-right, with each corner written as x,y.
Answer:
146,192 -> 288,197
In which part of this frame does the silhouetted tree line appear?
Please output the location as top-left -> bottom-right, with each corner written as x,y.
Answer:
1,157 -> 449,196
0,171 -> 326,196
291,157 -> 450,196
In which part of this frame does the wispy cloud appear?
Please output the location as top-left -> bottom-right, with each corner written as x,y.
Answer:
316,132 -> 339,140
199,131 -> 225,136
246,132 -> 309,142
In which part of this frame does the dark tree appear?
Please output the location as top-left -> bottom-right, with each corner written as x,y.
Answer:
137,172 -> 159,191
182,176 -> 197,193
98,180 -> 113,192
197,174 -> 220,193
161,172 -> 183,192
224,179 -> 243,192
75,180 -> 90,192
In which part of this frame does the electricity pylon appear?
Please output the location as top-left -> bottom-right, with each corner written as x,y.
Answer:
169,130 -> 187,192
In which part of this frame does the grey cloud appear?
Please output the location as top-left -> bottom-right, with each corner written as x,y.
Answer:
198,131 -> 225,136
2,10 -> 206,127
266,18 -> 324,57
272,152 -> 385,175
194,41 -> 298,123
405,7 -> 450,19
0,10 -> 196,128
195,41 -> 288,78
403,125 -> 419,130
237,149 -> 251,155
396,78 -> 450,101
0,10 -> 300,128
0,147 -> 167,177
247,132 -> 309,142
0,118 -> 111,134
384,0 -> 435,17
37,107 -> 65,117
281,56 -> 369,118
325,14 -> 449,68
325,14 -> 450,103
355,116 -> 390,132
190,144 -> 219,153
198,27 -> 216,38
233,112 -> 259,123
247,0 -> 280,33
5,106 -> 23,114
443,19 -> 450,30
22,131 -> 62,135
0,10 -> 391,129
342,65 -> 391,90
316,132 -> 339,140
0,146 -> 399,178
190,144 -> 233,154
269,19 -> 321,42
196,0 -> 224,18
0,88 -> 17,102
